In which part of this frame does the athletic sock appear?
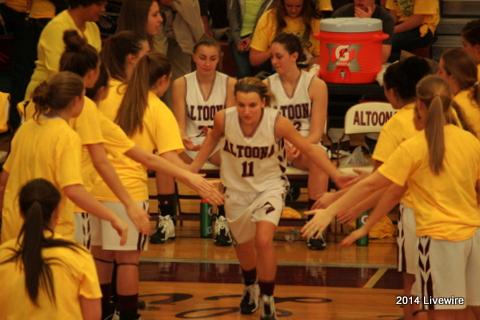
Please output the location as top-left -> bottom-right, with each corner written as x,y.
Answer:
117,294 -> 138,320
218,205 -> 226,217
157,194 -> 177,220
241,268 -> 257,286
258,281 -> 275,296
100,283 -> 114,319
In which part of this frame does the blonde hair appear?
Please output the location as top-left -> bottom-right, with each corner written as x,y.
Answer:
116,52 -> 171,136
234,77 -> 271,106
416,75 -> 457,174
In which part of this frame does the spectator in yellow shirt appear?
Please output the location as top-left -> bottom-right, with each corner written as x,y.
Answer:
250,0 -> 332,73
438,48 -> 480,139
461,19 -> 480,80
385,0 -> 439,61
24,0 -> 107,99
0,178 -> 101,319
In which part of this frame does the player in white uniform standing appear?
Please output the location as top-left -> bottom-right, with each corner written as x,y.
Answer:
191,78 -> 354,320
152,38 -> 237,246
266,32 -> 329,250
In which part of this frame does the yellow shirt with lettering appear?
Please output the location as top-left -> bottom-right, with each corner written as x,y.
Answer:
250,8 -> 322,57
386,0 -> 440,37
25,10 -> 101,98
1,117 -> 83,243
372,102 -> 417,207
379,125 -> 480,241
0,233 -> 101,319
453,89 -> 480,140
95,84 -> 183,201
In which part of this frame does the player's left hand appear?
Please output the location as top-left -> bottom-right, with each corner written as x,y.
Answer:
186,173 -> 224,206
301,209 -> 334,239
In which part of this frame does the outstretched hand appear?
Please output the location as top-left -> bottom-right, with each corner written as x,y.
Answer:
312,191 -> 339,209
125,203 -> 151,235
111,217 -> 129,246
301,209 -> 334,239
186,173 -> 224,206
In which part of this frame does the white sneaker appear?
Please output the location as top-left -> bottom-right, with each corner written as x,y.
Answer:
214,216 -> 232,246
150,215 -> 175,244
260,294 -> 277,320
240,283 -> 259,314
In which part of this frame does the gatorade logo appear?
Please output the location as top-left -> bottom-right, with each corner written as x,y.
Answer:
335,45 -> 350,62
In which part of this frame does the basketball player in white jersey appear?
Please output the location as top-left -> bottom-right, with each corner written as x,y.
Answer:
266,32 -> 329,250
191,78 -> 354,320
154,38 -> 237,246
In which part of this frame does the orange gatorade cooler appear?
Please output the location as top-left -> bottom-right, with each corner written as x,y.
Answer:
315,18 -> 388,84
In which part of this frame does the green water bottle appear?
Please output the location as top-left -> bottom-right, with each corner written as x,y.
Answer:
356,211 -> 369,246
200,199 -> 213,238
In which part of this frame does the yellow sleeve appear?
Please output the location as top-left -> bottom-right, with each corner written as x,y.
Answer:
310,19 -> 321,56
99,113 -> 135,156
70,100 -> 104,145
38,25 -> 67,76
150,102 -> 184,154
318,0 -> 333,11
378,142 -> 417,187
413,0 -> 437,15
372,118 -> 403,163
55,132 -> 84,188
250,10 -> 276,52
77,250 -> 102,299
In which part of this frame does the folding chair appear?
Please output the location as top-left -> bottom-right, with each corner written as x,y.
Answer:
336,101 -> 397,174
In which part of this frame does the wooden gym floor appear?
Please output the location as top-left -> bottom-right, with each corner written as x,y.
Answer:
137,222 -> 405,320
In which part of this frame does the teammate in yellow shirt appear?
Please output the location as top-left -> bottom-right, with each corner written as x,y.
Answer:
438,48 -> 480,139
0,179 -> 101,318
304,75 -> 480,318
0,71 -> 127,244
0,178 -> 101,320
25,0 -> 107,98
461,19 -> 480,80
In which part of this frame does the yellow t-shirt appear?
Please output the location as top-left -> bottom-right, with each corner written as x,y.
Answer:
386,0 -> 440,37
379,125 -> 480,241
0,234 -> 101,319
69,97 -> 105,198
25,10 -> 101,98
372,102 -> 417,207
250,8 -> 321,57
454,89 -> 480,140
1,117 -> 83,243
95,86 -> 184,201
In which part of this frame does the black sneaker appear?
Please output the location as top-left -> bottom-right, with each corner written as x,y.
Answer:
150,215 -> 175,244
214,216 -> 232,246
240,284 -> 259,314
307,234 -> 327,250
260,295 -> 277,320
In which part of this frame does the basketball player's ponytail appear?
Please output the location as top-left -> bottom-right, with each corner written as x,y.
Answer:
0,179 -> 83,305
416,75 -> 455,174
31,71 -> 84,119
116,52 -> 171,136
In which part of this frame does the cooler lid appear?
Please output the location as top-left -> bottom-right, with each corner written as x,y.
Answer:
320,18 -> 382,33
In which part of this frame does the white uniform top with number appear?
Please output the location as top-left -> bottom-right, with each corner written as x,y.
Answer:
220,107 -> 288,193
268,70 -> 315,137
185,71 -> 228,144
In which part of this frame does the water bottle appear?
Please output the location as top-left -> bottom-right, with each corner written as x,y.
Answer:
200,199 -> 213,238
356,211 -> 369,246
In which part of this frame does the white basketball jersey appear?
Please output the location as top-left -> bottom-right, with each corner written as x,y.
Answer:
268,70 -> 315,137
185,71 -> 228,143
220,107 -> 288,193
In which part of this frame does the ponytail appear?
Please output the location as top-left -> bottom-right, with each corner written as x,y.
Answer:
416,75 -> 455,175
425,96 -> 446,174
116,52 -> 171,136
1,179 -> 82,306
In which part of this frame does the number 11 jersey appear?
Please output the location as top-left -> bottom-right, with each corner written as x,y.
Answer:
220,107 -> 288,193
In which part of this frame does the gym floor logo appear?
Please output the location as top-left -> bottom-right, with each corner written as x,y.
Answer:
138,293 -> 332,318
